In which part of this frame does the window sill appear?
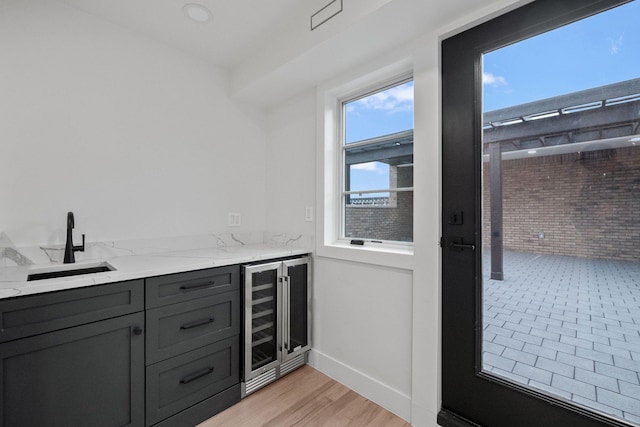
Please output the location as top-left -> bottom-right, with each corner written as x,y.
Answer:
316,240 -> 414,270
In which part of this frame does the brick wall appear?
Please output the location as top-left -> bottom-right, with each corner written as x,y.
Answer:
345,165 -> 413,242
483,146 -> 640,260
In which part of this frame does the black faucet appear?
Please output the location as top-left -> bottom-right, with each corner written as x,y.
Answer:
63,212 -> 85,263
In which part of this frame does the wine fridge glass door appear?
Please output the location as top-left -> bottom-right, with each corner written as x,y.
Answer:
244,262 -> 282,380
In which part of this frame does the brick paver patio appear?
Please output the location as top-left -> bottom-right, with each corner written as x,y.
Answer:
482,250 -> 640,424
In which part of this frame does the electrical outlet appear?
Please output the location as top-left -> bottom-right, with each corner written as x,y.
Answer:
305,206 -> 313,222
228,213 -> 241,227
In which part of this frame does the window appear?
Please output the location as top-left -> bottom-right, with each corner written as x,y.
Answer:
341,79 -> 414,243
316,64 -> 414,269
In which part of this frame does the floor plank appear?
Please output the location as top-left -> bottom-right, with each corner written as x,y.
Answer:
197,366 -> 411,427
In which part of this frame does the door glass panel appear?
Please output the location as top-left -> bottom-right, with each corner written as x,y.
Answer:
251,269 -> 278,371
481,1 -> 640,424
286,263 -> 308,355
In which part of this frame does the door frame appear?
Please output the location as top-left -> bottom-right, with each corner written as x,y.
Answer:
439,1 -> 632,426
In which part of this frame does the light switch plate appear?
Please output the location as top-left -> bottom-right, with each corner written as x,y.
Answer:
305,206 -> 313,222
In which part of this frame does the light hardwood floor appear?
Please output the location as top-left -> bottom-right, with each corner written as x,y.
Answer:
197,365 -> 411,427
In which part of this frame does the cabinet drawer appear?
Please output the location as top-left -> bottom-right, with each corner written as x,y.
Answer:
146,291 -> 240,364
0,280 -> 144,343
146,336 -> 239,426
146,266 -> 239,308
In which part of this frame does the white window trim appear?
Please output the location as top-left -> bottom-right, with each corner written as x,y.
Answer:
316,60 -> 414,270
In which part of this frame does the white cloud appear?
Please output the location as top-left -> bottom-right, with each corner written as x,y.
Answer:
351,162 -> 385,174
354,82 -> 414,112
483,72 -> 507,87
610,35 -> 623,54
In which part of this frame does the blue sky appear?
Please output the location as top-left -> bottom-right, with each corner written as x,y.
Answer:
345,80 -> 414,193
345,80 -> 414,144
483,0 -> 640,111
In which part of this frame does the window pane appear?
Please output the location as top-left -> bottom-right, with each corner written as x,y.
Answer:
343,79 -> 414,243
347,161 -> 390,192
344,190 -> 413,242
344,81 -> 414,144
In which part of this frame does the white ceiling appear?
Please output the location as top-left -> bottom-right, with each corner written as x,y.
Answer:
55,0 -> 329,69
50,0 -> 517,107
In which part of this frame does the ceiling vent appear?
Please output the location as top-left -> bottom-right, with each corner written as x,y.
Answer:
311,0 -> 343,30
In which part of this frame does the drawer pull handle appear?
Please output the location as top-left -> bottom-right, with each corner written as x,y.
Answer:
180,281 -> 215,291
180,367 -> 214,384
180,317 -> 215,330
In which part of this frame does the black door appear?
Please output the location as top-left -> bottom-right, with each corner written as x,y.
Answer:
440,1 -> 639,426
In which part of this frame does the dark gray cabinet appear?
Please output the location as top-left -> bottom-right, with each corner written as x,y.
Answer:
0,263 -> 251,426
145,266 -> 241,427
0,281 -> 145,427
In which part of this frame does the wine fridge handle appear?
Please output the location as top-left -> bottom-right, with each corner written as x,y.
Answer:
283,276 -> 290,351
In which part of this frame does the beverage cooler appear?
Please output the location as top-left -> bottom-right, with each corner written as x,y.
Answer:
241,256 -> 311,396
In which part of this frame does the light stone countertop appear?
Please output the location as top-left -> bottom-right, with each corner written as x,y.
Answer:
0,232 -> 311,300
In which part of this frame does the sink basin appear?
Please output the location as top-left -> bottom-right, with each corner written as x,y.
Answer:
27,262 -> 116,281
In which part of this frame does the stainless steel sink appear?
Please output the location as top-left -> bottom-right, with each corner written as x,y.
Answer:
27,262 -> 116,281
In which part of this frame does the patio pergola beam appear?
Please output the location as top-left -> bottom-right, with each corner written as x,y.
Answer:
484,101 -> 639,146
490,142 -> 504,281
345,144 -> 413,166
483,77 -> 640,125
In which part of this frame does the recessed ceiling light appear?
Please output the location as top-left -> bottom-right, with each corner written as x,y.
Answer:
183,3 -> 211,23
527,150 -> 537,154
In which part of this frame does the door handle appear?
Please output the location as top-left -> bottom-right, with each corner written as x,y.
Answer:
283,276 -> 290,351
449,237 -> 476,251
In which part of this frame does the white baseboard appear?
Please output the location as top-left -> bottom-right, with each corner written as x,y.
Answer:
308,349 -> 412,423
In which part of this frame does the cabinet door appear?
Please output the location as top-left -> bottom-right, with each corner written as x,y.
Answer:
0,312 -> 145,427
282,257 -> 311,362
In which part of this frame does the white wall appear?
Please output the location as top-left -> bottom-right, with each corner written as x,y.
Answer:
264,91 -> 316,236
311,257 -> 414,417
410,33 -> 442,426
0,0 -> 267,247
